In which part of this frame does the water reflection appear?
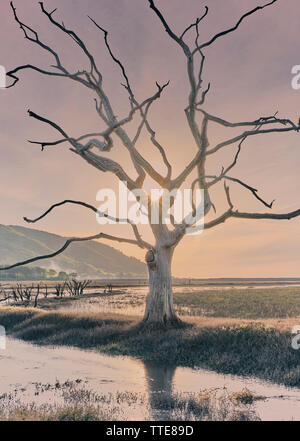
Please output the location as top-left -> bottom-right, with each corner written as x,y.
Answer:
143,358 -> 300,421
143,361 -> 176,419
1,338 -> 300,420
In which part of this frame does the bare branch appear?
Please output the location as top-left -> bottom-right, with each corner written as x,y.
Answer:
193,0 -> 279,54
221,137 -> 243,176
232,208 -> 300,221
88,15 -> 173,184
180,7 -> 209,41
39,1 -> 101,81
28,109 -> 69,139
175,109 -> 300,190
224,182 -> 234,210
0,232 -> 145,272
192,170 -> 274,209
27,110 -> 139,189
207,124 -> 300,155
204,137 -> 245,189
204,209 -> 232,230
196,83 -> 211,106
204,198 -> 300,232
28,83 -> 169,153
10,1 -> 63,70
132,99 -> 173,181
147,0 -> 284,202
224,176 -> 274,209
6,65 -> 71,88
199,109 -> 298,130
148,0 -> 191,56
24,199 -> 151,249
204,204 -> 300,231
24,200 -> 99,224
9,2 -> 173,190
74,149 -> 139,192
7,2 -> 95,89
171,150 -> 202,189
88,16 -> 134,101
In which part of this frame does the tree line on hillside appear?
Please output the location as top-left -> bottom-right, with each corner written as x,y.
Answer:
0,266 -> 77,281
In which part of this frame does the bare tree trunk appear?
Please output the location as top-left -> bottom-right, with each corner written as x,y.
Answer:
143,245 -> 181,326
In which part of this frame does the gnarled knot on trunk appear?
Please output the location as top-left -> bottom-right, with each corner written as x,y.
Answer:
145,249 -> 156,270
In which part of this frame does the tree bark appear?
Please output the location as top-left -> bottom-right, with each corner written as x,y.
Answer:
142,245 -> 181,326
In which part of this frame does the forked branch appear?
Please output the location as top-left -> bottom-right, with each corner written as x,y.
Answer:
193,0 -> 278,53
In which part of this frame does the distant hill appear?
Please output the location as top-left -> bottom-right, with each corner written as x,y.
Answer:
0,225 -> 147,279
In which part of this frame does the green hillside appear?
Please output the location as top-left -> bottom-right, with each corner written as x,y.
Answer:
0,225 -> 147,279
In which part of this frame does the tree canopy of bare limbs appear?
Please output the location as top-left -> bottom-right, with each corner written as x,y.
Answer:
2,0 -> 300,326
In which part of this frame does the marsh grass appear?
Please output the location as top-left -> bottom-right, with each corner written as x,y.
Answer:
0,307 -> 299,387
25,286 -> 300,319
173,288 -> 300,318
0,380 -> 260,421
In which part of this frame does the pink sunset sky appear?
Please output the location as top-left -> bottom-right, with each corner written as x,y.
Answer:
1,0 -> 300,278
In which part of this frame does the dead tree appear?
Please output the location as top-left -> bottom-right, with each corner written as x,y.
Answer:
54,282 -> 67,297
16,284 -> 34,306
44,284 -> 48,298
0,284 -> 10,304
33,284 -> 40,308
2,1 -> 300,326
66,279 -> 91,296
10,283 -> 40,307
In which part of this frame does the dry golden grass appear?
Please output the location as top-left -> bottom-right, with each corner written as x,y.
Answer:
186,316 -> 298,332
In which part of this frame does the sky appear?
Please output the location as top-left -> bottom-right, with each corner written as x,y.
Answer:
1,0 -> 300,278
